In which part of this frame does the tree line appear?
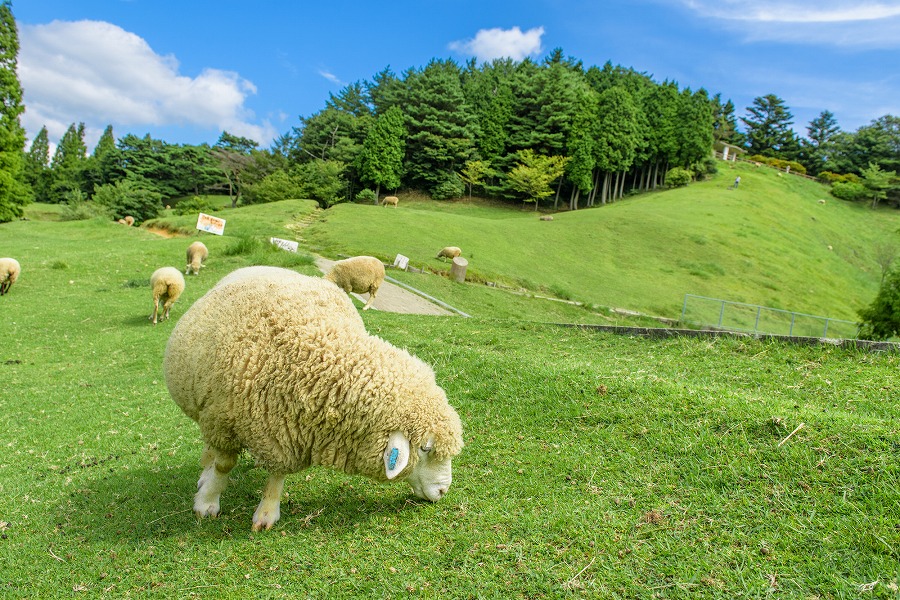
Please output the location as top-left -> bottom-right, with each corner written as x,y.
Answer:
2,0 -> 900,223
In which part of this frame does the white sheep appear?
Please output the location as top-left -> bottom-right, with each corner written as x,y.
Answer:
382,195 -> 399,208
323,255 -> 385,310
164,266 -> 464,531
0,258 -> 20,296
124,215 -> 135,226
185,241 -> 208,275
149,267 -> 185,324
437,246 -> 462,260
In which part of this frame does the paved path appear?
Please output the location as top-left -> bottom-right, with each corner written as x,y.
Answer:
315,257 -> 455,316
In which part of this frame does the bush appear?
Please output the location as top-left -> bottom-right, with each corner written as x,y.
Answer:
665,167 -> 692,188
60,200 -> 110,221
296,160 -> 348,208
173,196 -> 218,216
355,189 -> 377,204
244,170 -> 306,205
830,181 -> 869,202
431,173 -> 465,200
91,179 -> 162,223
695,156 -> 718,179
818,171 -> 861,185
858,268 -> 900,340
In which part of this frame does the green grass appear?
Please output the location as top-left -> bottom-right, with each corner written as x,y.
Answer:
1,199 -> 899,597
304,164 -> 900,324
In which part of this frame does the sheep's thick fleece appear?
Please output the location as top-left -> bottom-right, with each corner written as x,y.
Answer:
324,255 -> 385,310
164,267 -> 463,482
0,257 -> 20,295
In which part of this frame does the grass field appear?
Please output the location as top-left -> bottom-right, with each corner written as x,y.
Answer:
304,163 -> 900,326
1,176 -> 898,597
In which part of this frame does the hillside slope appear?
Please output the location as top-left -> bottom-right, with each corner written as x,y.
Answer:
305,162 -> 900,323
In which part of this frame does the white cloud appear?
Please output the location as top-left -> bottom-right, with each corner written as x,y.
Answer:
675,0 -> 900,46
19,20 -> 276,147
318,69 -> 343,85
448,26 -> 545,62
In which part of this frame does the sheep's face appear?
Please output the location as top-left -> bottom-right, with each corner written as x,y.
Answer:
383,431 -> 453,501
406,445 -> 453,502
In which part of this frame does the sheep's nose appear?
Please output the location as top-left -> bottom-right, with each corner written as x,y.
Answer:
436,486 -> 448,499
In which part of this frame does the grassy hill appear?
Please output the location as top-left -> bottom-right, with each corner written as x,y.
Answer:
1,192 -> 898,596
304,162 -> 900,329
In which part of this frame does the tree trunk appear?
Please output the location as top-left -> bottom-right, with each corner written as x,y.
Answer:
618,170 -> 626,199
374,183 -> 381,206
572,188 -> 581,210
601,172 -> 609,205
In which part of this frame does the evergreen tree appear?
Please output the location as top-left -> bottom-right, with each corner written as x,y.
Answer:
741,94 -> 796,157
24,126 -> 52,203
0,0 -> 27,221
402,59 -> 477,190
711,93 -> 743,147
83,124 -> 120,190
800,110 -> 840,175
49,122 -> 88,202
593,86 -> 641,202
674,88 -> 714,169
356,106 -> 406,203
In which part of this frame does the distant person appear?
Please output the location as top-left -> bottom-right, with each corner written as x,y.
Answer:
733,176 -> 741,189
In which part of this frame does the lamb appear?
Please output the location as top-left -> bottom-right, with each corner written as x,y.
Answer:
185,241 -> 208,275
149,267 -> 185,324
124,215 -> 135,226
0,258 -> 20,296
323,255 -> 385,310
382,195 -> 399,208
436,246 -> 462,260
164,266 -> 464,531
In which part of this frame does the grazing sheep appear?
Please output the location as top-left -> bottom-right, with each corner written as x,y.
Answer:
149,267 -> 185,324
185,241 -> 208,275
124,216 -> 135,226
382,195 -> 399,208
818,199 -> 826,205
117,219 -> 127,225
437,246 -> 462,260
540,215 -> 554,221
324,255 -> 385,311
164,266 -> 464,531
0,258 -> 20,296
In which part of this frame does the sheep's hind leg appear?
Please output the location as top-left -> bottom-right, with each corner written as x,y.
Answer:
252,473 -> 286,531
194,445 -> 237,518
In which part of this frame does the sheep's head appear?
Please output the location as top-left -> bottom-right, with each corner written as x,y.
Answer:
383,431 -> 455,502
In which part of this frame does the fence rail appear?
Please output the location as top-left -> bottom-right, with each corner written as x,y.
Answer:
680,294 -> 858,339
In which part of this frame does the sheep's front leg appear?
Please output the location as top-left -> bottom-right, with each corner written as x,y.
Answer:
252,473 -> 286,531
194,445 -> 237,518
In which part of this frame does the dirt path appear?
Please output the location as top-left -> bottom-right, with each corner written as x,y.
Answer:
315,257 -> 456,316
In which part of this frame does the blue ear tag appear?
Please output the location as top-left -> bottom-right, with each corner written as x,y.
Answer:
388,447 -> 399,470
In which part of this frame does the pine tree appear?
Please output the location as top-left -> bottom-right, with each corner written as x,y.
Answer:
741,94 -> 796,158
24,126 -> 52,203
49,123 -> 89,202
0,0 -> 28,221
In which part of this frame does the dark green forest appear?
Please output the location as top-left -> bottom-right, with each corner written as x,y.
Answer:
1,1 -> 899,223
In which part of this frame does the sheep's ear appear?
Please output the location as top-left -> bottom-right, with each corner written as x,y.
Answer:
384,431 -> 410,480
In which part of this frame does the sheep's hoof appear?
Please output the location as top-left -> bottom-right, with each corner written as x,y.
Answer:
252,502 -> 280,531
193,498 -> 221,518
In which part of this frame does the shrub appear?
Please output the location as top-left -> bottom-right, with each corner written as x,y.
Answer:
173,196 -> 218,216
665,167 -> 692,188
355,189 -> 377,204
858,268 -> 900,340
244,170 -> 306,205
830,181 -> 869,202
695,156 -> 718,179
296,160 -> 348,207
819,171 -> 861,185
91,179 -> 162,223
60,200 -> 110,221
431,172 -> 465,200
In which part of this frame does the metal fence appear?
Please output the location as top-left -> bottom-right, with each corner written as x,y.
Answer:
680,294 -> 858,339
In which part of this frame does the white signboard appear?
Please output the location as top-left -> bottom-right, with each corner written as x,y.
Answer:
393,253 -> 409,270
196,213 -> 226,235
270,237 -> 299,252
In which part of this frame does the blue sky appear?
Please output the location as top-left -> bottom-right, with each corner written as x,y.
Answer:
14,0 -> 900,151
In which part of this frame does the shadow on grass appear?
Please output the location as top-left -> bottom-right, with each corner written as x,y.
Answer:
56,461 -> 428,542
